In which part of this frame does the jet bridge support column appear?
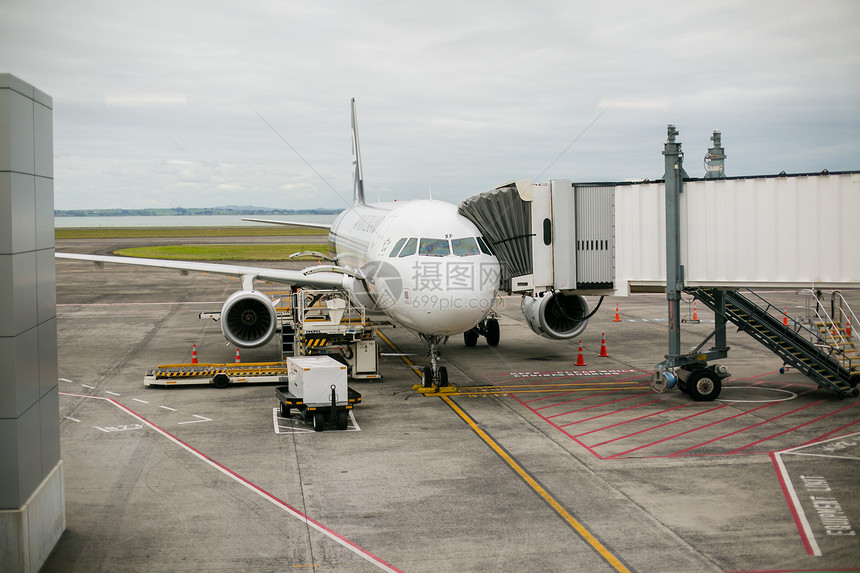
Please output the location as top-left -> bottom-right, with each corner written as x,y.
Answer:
650,125 -> 729,401
664,124 -> 684,359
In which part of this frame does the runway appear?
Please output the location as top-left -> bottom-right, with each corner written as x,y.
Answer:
47,237 -> 860,572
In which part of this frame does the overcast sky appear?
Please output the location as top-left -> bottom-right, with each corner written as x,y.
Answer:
2,0 -> 858,210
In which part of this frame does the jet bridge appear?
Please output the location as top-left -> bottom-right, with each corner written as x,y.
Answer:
459,130 -> 859,400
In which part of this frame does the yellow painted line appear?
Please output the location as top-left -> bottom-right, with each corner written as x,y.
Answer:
441,395 -> 630,573
375,329 -> 630,573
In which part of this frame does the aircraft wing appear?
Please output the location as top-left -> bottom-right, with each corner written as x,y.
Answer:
241,218 -> 332,230
55,252 -> 350,289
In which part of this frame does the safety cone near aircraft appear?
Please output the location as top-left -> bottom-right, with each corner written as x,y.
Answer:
614,304 -> 621,322
576,341 -> 587,366
693,304 -> 698,322
784,307 -> 789,326
191,344 -> 198,364
599,333 -> 609,357
847,319 -> 852,337
235,348 -> 241,363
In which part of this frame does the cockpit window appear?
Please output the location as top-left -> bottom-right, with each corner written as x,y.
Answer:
389,237 -> 407,257
398,237 -> 418,257
476,236 -> 493,255
451,237 -> 480,256
419,238 -> 450,256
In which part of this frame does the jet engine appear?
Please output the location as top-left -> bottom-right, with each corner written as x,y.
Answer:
220,290 -> 278,348
521,291 -> 590,340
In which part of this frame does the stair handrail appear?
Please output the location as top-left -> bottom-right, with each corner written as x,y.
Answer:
799,288 -> 852,364
742,289 -> 826,344
832,290 -> 859,345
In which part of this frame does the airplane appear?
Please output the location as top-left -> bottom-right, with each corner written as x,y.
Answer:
56,100 -> 593,387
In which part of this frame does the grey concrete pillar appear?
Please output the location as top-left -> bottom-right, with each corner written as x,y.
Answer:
0,74 -> 65,572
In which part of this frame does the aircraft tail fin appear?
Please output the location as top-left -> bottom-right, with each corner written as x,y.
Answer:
351,98 -> 365,205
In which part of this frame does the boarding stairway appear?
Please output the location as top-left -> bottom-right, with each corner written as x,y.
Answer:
692,288 -> 859,398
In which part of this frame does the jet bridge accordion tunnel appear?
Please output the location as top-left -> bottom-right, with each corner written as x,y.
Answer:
459,179 -> 614,340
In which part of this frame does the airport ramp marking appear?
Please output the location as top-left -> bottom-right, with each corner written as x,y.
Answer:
771,431 -> 860,556
376,330 -> 631,573
59,392 -> 402,573
507,374 -> 860,459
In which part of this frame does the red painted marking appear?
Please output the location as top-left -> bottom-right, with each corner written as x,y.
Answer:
572,402 -> 693,437
559,398 -> 662,427
745,402 -> 860,453
526,388 -> 620,406
513,395 -> 607,459
593,403 -> 728,450
676,400 -> 824,456
545,393 -> 648,419
770,452 -> 816,556
801,416 -> 860,445
59,392 -> 403,572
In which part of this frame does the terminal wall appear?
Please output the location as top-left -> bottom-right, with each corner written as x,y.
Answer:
0,73 -> 64,573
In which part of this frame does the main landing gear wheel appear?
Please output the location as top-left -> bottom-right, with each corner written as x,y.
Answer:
687,369 -> 722,401
464,329 -> 479,347
486,318 -> 500,347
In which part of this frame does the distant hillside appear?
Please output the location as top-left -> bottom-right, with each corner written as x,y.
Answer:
54,207 -> 343,217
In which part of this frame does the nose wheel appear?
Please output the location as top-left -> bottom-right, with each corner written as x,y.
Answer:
420,335 -> 449,388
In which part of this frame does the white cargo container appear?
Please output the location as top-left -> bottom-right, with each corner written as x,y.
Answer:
287,355 -> 348,406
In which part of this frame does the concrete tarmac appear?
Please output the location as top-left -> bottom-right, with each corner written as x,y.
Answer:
47,237 -> 860,572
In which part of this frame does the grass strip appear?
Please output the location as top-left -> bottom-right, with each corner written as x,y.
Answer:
113,244 -> 331,261
55,226 -> 329,239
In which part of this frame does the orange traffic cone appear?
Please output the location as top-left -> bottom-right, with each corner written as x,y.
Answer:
613,304 -> 621,322
599,333 -> 609,357
191,344 -> 198,364
235,348 -> 241,363
576,341 -> 587,366
847,319 -> 852,338
692,304 -> 698,322
783,307 -> 788,326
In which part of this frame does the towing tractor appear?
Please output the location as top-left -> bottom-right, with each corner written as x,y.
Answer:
275,355 -> 361,431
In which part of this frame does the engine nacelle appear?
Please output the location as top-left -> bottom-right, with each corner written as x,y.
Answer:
220,290 -> 277,348
522,291 -> 590,340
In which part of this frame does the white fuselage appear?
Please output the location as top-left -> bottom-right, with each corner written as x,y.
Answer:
328,199 -> 500,336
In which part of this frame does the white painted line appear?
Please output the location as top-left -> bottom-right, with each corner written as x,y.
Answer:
106,391 -> 121,396
159,405 -> 177,411
58,392 -> 401,572
81,384 -> 95,389
59,378 -> 75,384
177,414 -> 212,425
273,407 -> 281,434
784,452 -> 860,461
65,416 -> 81,423
773,451 -> 821,556
349,410 -> 360,431
132,398 -> 149,404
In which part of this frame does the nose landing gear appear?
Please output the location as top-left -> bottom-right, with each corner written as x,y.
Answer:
420,335 -> 449,389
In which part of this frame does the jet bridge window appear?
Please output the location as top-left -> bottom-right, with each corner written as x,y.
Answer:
451,237 -> 480,256
389,237 -> 407,257
419,238 -> 450,256
398,237 -> 418,257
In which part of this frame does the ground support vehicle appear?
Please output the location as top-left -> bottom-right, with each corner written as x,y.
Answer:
275,355 -> 361,431
144,362 -> 287,388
